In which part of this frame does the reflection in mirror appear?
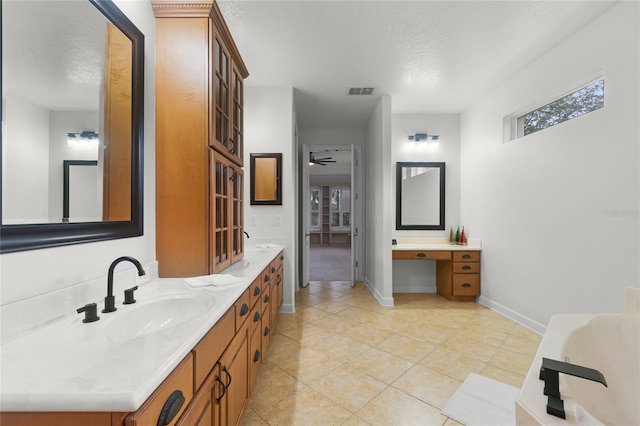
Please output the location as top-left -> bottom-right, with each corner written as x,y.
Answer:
0,0 -> 144,253
250,153 -> 282,205
63,160 -> 99,222
396,162 -> 445,230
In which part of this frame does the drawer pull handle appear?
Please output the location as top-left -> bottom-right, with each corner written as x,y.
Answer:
254,286 -> 261,296
254,311 -> 261,322
157,390 -> 185,426
462,254 -> 471,259
462,265 -> 471,270
254,349 -> 261,363
271,267 -> 276,273
462,283 -> 472,287
222,366 -> 232,387
264,326 -> 270,336
264,294 -> 270,303
280,255 -> 284,260
264,274 -> 270,282
215,375 -> 227,403
416,253 -> 426,257
240,303 -> 249,316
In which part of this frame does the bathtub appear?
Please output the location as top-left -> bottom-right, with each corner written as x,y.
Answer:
516,314 -> 640,425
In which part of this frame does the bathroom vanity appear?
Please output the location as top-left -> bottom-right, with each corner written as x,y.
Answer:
0,247 -> 284,426
392,238 -> 481,301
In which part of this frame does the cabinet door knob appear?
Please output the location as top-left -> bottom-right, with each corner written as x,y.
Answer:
254,311 -> 261,322
264,274 -> 270,282
264,326 -> 270,336
253,349 -> 261,363
264,294 -> 270,303
271,267 -> 276,273
240,303 -> 249,316
157,390 -> 185,426
253,286 -> 261,296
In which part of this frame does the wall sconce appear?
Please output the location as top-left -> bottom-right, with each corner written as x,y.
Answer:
407,133 -> 440,151
407,133 -> 439,142
67,131 -> 99,146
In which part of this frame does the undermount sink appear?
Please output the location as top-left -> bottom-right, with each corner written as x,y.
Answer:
101,290 -> 216,339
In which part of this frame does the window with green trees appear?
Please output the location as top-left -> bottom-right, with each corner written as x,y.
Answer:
517,79 -> 604,138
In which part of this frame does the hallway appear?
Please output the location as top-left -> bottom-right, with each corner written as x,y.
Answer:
243,281 -> 542,425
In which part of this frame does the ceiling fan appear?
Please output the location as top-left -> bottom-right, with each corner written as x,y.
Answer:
309,153 -> 336,166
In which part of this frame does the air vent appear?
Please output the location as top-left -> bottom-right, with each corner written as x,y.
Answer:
348,87 -> 374,95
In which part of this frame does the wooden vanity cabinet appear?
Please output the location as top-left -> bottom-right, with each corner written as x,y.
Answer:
153,0 -> 248,277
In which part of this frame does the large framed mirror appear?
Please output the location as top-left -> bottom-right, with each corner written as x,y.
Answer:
396,162 -> 445,230
0,0 -> 144,253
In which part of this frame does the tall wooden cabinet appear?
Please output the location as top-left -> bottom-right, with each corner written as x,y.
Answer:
153,0 -> 248,277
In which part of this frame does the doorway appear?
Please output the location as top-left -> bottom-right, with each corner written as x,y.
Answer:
300,144 -> 362,288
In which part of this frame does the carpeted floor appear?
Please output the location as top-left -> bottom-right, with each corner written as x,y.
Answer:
309,245 -> 351,281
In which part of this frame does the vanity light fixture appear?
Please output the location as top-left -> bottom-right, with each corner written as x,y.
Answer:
67,131 -> 99,146
407,133 -> 439,142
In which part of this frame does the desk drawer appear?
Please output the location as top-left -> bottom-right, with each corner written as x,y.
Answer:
393,251 -> 451,260
453,251 -> 480,262
452,274 -> 480,296
452,262 -> 480,274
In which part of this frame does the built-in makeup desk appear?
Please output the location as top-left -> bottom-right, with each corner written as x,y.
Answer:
392,238 -> 482,301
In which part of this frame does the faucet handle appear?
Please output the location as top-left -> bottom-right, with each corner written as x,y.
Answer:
124,286 -> 138,305
77,303 -> 100,323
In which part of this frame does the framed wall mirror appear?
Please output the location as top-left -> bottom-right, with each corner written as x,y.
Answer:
396,162 -> 445,230
250,153 -> 282,205
0,0 -> 145,253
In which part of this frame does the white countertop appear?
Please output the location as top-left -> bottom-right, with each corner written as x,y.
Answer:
392,237 -> 482,251
0,245 -> 283,412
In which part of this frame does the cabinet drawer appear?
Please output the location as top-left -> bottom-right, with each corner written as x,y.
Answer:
452,262 -> 480,274
453,251 -> 480,262
392,250 -> 451,260
176,369 -> 215,426
235,287 -> 251,331
249,324 -> 262,393
192,307 -> 235,388
250,276 -> 262,310
125,354 -> 194,426
452,274 -> 480,296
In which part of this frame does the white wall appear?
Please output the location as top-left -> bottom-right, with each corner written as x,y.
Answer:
3,94 -> 50,223
0,0 -> 156,305
364,95 -> 393,304
460,2 -> 639,329
391,113 -> 461,293
244,86 -> 296,313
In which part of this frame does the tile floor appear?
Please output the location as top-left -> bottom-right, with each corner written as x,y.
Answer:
242,281 -> 542,426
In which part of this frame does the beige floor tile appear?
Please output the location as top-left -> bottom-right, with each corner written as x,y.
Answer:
481,365 -> 526,389
307,333 -> 371,362
420,348 -> 487,382
241,407 -> 268,426
375,334 -> 436,362
292,323 -> 336,348
248,363 -> 303,413
399,322 -> 456,345
262,332 -> 301,364
364,311 -> 412,333
310,314 -> 358,334
312,299 -> 352,314
307,364 -> 388,413
338,321 -> 394,346
344,347 -> 414,384
457,325 -> 510,347
356,386 -> 447,426
510,325 -> 543,342
341,415 -> 372,426
296,292 -> 331,307
489,348 -> 536,376
273,346 -> 342,383
444,417 -> 464,425
439,333 -> 500,363
258,385 -> 353,425
392,364 -> 462,410
502,334 -> 541,356
290,306 -> 332,323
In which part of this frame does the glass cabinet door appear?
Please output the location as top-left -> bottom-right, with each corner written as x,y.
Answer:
212,33 -> 231,152
231,65 -> 244,165
211,150 -> 231,272
230,165 -> 244,263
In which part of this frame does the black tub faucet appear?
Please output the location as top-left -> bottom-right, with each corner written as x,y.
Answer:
539,357 -> 607,419
103,256 -> 146,313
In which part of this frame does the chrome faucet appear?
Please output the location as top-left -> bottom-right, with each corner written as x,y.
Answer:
103,256 -> 146,313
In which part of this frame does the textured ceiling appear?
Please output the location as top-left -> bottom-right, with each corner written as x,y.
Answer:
218,0 -> 618,129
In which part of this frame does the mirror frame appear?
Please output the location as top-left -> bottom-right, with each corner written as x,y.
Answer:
250,153 -> 282,206
0,0 -> 145,253
396,162 -> 445,230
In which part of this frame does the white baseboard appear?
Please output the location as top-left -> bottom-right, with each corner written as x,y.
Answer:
364,278 -> 394,306
393,284 -> 437,294
280,303 -> 295,314
477,296 -> 546,335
